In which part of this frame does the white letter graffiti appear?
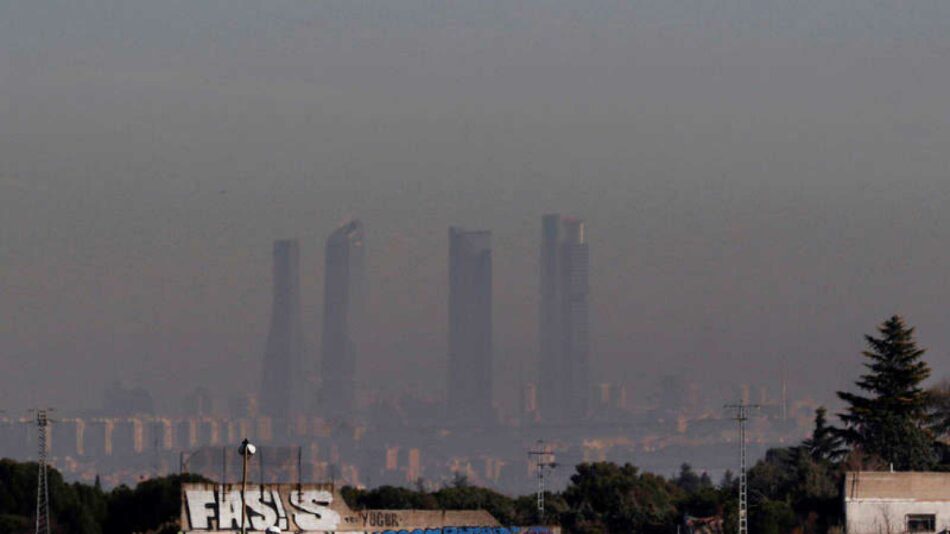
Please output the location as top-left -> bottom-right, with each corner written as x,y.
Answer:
217,490 -> 243,529
246,489 -> 283,531
185,490 -> 216,529
290,489 -> 341,531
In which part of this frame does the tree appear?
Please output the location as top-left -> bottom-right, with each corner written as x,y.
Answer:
925,379 -> 950,440
800,407 -> 845,462
673,463 -> 704,494
926,379 -> 950,470
0,458 -> 109,534
751,500 -> 797,534
450,471 -> 470,488
434,486 -> 520,525
561,462 -> 680,534
836,315 -> 935,470
102,473 -> 209,534
745,447 -> 842,534
719,470 -> 736,492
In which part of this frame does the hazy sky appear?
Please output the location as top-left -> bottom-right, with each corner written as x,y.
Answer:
2,0 -> 949,415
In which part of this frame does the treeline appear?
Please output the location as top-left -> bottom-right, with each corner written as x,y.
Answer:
341,455 -> 839,533
0,459 -> 208,533
0,457 -> 811,534
0,315 -> 947,533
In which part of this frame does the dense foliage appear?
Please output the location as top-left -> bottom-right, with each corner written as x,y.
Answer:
926,379 -> 950,441
0,460 -> 207,534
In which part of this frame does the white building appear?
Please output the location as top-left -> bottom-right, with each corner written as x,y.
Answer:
845,471 -> 950,534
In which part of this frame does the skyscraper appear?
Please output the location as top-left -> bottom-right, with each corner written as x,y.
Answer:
320,220 -> 365,418
261,239 -> 304,425
539,215 -> 590,422
447,227 -> 494,425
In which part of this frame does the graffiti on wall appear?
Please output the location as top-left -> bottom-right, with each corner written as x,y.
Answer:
185,486 -> 340,531
181,484 -> 558,534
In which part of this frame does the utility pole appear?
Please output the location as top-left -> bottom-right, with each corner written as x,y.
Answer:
33,408 -> 52,534
238,438 -> 257,534
528,440 -> 557,524
725,402 -> 759,534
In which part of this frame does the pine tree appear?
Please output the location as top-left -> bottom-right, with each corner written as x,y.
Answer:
801,407 -> 845,462
836,315 -> 935,470
925,379 -> 950,439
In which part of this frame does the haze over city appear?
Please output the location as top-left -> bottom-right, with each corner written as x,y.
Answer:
2,0 -> 950,491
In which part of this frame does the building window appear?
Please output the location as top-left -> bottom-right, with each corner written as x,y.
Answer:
906,514 -> 936,533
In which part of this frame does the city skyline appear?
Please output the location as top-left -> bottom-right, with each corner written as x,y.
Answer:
3,0 -> 950,442
245,217 -> 604,426
22,207 -> 941,422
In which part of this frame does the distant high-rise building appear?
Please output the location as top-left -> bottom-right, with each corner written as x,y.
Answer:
320,220 -> 365,418
539,214 -> 590,422
522,382 -> 539,423
447,227 -> 494,424
182,386 -> 214,416
261,240 -> 304,425
228,393 -> 258,419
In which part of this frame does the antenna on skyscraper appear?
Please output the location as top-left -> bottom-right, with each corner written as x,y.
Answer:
528,440 -> 558,525
31,408 -> 54,534
725,402 -> 759,534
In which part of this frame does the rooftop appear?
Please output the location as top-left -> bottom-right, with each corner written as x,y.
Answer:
844,471 -> 950,502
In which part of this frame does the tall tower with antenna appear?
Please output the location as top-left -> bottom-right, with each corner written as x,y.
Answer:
527,440 -> 558,524
34,408 -> 51,534
725,402 -> 759,534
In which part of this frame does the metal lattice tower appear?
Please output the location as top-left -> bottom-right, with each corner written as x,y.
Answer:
34,409 -> 51,534
528,440 -> 557,524
725,402 -> 759,534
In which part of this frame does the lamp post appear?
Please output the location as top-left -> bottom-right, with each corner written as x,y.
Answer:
238,438 -> 257,534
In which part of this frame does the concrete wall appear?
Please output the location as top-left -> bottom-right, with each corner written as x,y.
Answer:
846,500 -> 950,534
844,472 -> 950,534
180,483 -> 548,533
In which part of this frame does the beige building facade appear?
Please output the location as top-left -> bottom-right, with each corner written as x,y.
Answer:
845,472 -> 950,534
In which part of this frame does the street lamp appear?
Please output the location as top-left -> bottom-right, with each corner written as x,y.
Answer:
238,438 -> 257,534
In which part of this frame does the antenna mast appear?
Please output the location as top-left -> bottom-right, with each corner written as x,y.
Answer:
528,440 -> 557,524
34,409 -> 52,534
725,402 -> 759,534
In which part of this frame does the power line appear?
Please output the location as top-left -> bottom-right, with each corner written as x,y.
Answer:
725,402 -> 759,534
32,408 -> 53,534
527,440 -> 557,525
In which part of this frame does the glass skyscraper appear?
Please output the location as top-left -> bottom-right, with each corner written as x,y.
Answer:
447,227 -> 494,425
539,214 -> 590,422
261,239 -> 304,424
320,220 -> 365,419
